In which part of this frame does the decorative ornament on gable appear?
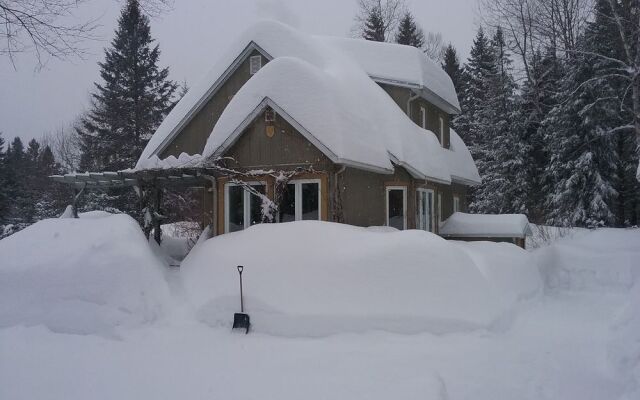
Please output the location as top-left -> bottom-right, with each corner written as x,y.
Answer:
265,107 -> 276,138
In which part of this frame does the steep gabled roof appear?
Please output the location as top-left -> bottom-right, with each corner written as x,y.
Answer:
136,21 -> 479,185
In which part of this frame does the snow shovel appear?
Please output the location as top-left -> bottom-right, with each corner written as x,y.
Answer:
232,265 -> 250,334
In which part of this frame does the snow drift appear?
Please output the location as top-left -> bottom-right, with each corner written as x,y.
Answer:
535,228 -> 640,291
0,213 -> 170,335
181,221 -> 541,336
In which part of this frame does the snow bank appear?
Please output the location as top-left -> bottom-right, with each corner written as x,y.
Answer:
454,241 -> 541,305
0,213 -> 170,335
608,282 -> 640,399
181,221 -> 540,336
440,212 -> 531,238
535,228 -> 640,291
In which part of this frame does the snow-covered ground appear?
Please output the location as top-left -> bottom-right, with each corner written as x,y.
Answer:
1,213 -> 639,400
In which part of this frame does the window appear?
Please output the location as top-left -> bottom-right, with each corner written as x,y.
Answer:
278,179 -> 321,222
420,106 -> 427,129
453,195 -> 460,213
439,115 -> 445,145
224,182 -> 266,233
416,189 -> 435,232
438,193 -> 443,226
249,55 -> 262,75
386,186 -> 407,230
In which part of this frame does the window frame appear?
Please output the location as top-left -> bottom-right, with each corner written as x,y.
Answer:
420,106 -> 427,129
438,193 -> 443,227
224,181 -> 266,233
439,115 -> 445,145
280,178 -> 322,222
453,195 -> 460,213
249,55 -> 262,75
386,186 -> 407,230
416,188 -> 435,232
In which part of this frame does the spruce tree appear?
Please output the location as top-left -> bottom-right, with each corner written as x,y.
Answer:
441,44 -> 463,94
0,133 -> 7,223
395,12 -> 424,48
78,0 -> 177,172
362,5 -> 386,42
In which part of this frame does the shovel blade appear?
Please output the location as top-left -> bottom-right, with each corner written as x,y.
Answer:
232,313 -> 250,334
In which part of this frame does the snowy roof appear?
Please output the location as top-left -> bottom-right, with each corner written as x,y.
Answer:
319,36 -> 460,113
136,21 -> 477,184
440,213 -> 532,238
444,129 -> 482,185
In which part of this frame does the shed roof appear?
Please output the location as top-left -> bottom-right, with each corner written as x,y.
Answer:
439,213 -> 532,238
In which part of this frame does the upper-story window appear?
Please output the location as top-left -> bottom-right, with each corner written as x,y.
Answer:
420,106 -> 427,129
249,55 -> 262,75
439,115 -> 445,146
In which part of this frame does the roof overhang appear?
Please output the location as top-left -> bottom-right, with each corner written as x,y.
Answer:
372,76 -> 461,115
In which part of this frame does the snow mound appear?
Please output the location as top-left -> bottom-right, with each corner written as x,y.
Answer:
535,228 -> 640,291
181,221 -> 540,336
440,212 -> 531,238
608,283 -> 640,399
0,213 -> 171,335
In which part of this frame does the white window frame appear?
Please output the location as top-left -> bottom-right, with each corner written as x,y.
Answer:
283,179 -> 322,221
416,188 -> 435,232
249,55 -> 262,75
420,106 -> 427,129
386,186 -> 407,230
438,193 -> 443,227
224,181 -> 266,233
453,195 -> 460,213
439,115 -> 445,145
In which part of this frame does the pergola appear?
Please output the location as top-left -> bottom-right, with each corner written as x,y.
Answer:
51,168 -> 215,243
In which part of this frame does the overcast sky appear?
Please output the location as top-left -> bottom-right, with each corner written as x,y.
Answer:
0,0 -> 480,144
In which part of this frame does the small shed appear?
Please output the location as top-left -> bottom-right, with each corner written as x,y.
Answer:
439,212 -> 532,248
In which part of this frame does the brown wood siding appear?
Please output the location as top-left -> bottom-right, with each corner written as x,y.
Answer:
223,110 -> 333,170
339,166 -> 413,228
160,50 -> 269,158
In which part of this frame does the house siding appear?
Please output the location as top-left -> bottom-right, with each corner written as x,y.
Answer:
160,50 -> 269,158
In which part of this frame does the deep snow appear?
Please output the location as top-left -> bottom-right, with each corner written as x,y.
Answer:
0,216 -> 638,400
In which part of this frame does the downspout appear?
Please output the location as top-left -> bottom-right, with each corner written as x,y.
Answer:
406,90 -> 420,119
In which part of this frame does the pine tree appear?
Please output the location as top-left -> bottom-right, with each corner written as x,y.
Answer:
542,0 -> 636,227
465,27 -> 524,214
395,12 -> 424,48
441,44 -> 463,94
0,133 -> 8,223
362,5 -> 386,42
455,28 -> 496,165
78,0 -> 177,172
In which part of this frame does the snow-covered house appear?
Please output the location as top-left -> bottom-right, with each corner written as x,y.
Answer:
140,21 -> 480,234
57,21 -> 481,237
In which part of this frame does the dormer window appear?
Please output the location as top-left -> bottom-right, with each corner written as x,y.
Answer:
420,106 -> 426,129
439,115 -> 444,146
249,55 -> 262,75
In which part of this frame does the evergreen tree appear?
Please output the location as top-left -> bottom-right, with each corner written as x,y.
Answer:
78,0 -> 177,172
466,27 -> 524,214
362,5 -> 386,42
455,28 -> 496,168
76,0 -> 176,216
0,133 -> 8,223
441,44 -> 463,94
395,12 -> 424,48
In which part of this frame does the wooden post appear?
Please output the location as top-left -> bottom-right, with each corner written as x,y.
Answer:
153,187 -> 162,245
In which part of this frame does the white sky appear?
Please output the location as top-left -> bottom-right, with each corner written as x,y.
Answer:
0,0 -> 479,144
